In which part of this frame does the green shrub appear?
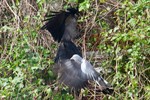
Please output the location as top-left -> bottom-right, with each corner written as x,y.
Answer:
0,0 -> 149,99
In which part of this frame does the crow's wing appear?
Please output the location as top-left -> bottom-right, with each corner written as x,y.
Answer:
41,11 -> 66,42
41,8 -> 79,42
62,15 -> 80,41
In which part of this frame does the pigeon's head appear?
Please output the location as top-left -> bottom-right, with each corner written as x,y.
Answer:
71,54 -> 82,63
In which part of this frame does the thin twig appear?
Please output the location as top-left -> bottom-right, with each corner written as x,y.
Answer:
4,0 -> 20,29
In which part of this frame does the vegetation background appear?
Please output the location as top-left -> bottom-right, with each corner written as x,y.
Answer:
0,0 -> 150,99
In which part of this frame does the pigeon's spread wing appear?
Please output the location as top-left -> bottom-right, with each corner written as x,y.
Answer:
54,59 -> 88,90
82,59 -> 114,94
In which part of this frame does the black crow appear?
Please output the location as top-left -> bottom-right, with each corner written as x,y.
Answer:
54,40 -> 114,95
41,8 -> 80,42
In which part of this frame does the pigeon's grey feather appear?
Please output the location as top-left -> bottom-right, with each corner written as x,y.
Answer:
54,54 -> 114,94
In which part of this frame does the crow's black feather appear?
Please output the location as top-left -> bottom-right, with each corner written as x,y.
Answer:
54,40 -> 82,63
41,8 -> 79,42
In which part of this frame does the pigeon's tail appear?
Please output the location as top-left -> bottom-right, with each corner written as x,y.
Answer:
95,76 -> 114,95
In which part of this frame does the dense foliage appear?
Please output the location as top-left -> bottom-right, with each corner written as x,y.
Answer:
0,0 -> 149,99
